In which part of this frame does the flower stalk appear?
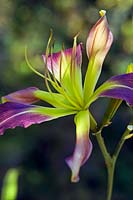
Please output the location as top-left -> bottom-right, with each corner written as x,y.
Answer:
94,120 -> 133,200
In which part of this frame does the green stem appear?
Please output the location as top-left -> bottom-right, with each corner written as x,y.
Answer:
94,122 -> 132,200
107,125 -> 132,200
113,126 -> 131,159
106,159 -> 115,200
95,131 -> 110,163
95,132 -> 114,200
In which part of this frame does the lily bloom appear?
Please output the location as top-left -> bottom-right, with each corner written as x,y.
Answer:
0,10 -> 133,182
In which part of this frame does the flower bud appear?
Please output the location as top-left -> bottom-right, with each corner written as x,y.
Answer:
86,10 -> 113,61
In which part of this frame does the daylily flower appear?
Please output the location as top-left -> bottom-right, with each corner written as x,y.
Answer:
0,10 -> 133,182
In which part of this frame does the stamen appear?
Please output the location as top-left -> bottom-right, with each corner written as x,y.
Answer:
43,32 -> 82,110
43,36 -> 78,109
25,46 -> 45,79
59,51 -> 63,83
44,30 -> 54,93
44,30 -> 63,95
70,36 -> 83,106
59,43 -> 65,83
71,33 -> 80,78
44,31 -> 64,94
50,45 -> 62,90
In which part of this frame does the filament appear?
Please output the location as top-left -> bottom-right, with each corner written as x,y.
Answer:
25,46 -> 45,79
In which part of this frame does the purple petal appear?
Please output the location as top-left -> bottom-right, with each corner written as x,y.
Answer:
0,102 -> 52,135
42,44 -> 82,81
109,73 -> 133,87
66,138 -> 92,182
65,110 -> 92,182
99,73 -> 133,106
2,87 -> 39,104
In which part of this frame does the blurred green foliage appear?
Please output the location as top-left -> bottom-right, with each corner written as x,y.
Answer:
0,0 -> 132,200
1,168 -> 19,200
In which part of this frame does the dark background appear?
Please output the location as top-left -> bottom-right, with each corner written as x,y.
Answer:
0,0 -> 132,200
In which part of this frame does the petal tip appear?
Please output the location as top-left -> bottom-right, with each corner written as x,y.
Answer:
65,157 -> 80,183
99,10 -> 106,17
71,175 -> 80,183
